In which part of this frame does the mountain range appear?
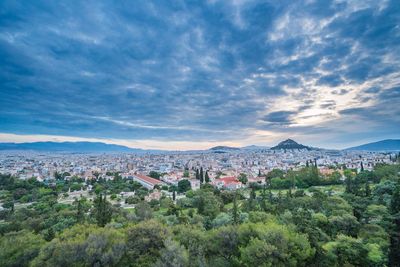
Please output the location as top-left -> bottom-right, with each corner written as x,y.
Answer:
0,139 -> 399,153
345,139 -> 400,151
0,142 -> 142,153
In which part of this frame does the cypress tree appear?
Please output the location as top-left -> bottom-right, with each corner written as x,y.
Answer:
249,186 -> 256,210
200,167 -> 204,184
261,184 -> 267,211
365,181 -> 371,197
93,193 -> 112,227
173,190 -> 176,201
345,176 -> 352,194
360,161 -> 364,172
205,171 -> 210,183
233,192 -> 239,224
200,167 -> 204,183
196,169 -> 200,180
77,199 -> 85,223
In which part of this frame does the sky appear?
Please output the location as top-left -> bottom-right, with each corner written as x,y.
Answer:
0,0 -> 399,150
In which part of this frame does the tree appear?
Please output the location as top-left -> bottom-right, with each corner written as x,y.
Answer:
193,190 -> 222,219
177,179 -> 191,193
195,169 -> 200,180
54,171 -> 63,180
238,173 -> 248,185
233,192 -> 239,225
323,235 -> 369,266
389,181 -> 400,266
154,238 -> 189,267
43,227 -> 55,241
247,187 -> 256,211
92,193 -> 112,227
149,171 -> 161,179
0,230 -> 45,267
32,225 -> 125,267
183,169 -> 189,178
200,167 -> 204,184
212,212 -> 233,228
205,171 -> 210,183
125,221 -> 169,266
75,198 -> 85,223
365,181 -> 371,197
238,222 -> 314,267
135,201 -> 153,221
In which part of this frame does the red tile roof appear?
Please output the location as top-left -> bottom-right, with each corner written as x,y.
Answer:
134,173 -> 163,185
219,176 -> 239,183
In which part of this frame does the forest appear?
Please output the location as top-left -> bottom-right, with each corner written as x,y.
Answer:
0,163 -> 399,267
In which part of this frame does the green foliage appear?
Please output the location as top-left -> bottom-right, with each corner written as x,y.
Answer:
92,194 -> 112,227
323,235 -> 370,266
177,179 -> 191,193
125,220 -> 169,266
32,224 -> 125,267
149,171 -> 162,179
193,189 -> 223,219
238,173 -> 248,184
0,162 -> 399,266
0,230 -> 45,267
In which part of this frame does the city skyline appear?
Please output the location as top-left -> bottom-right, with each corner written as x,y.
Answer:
1,1 -> 399,150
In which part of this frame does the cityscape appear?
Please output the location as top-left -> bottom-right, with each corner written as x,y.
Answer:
1,0 -> 400,266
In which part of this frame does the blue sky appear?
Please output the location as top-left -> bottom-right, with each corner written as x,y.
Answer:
0,0 -> 399,150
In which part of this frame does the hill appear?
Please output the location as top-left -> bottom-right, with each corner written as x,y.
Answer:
345,139 -> 400,151
241,145 -> 270,150
0,141 -> 141,153
209,146 -> 241,152
271,139 -> 311,150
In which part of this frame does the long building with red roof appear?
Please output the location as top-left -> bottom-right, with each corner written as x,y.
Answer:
132,173 -> 163,189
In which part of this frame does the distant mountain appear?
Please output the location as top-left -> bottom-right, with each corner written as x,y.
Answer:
345,139 -> 400,151
209,146 -> 240,151
0,142 -> 142,153
271,139 -> 311,150
241,145 -> 270,150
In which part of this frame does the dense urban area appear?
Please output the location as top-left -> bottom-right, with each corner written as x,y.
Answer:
0,145 -> 400,266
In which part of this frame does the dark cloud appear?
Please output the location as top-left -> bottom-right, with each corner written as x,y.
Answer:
317,74 -> 343,87
261,111 -> 295,125
332,89 -> 349,95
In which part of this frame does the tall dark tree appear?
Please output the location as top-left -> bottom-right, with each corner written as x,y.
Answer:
360,161 -> 364,172
346,176 -> 353,194
199,167 -> 204,184
195,169 -> 200,180
173,190 -> 176,201
365,181 -> 371,197
93,194 -> 112,227
232,192 -> 239,224
76,199 -> 85,223
260,184 -> 267,211
248,187 -> 256,210
205,171 -> 210,183
200,167 -> 204,184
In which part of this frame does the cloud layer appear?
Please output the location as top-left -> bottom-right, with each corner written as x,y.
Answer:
0,0 -> 399,149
